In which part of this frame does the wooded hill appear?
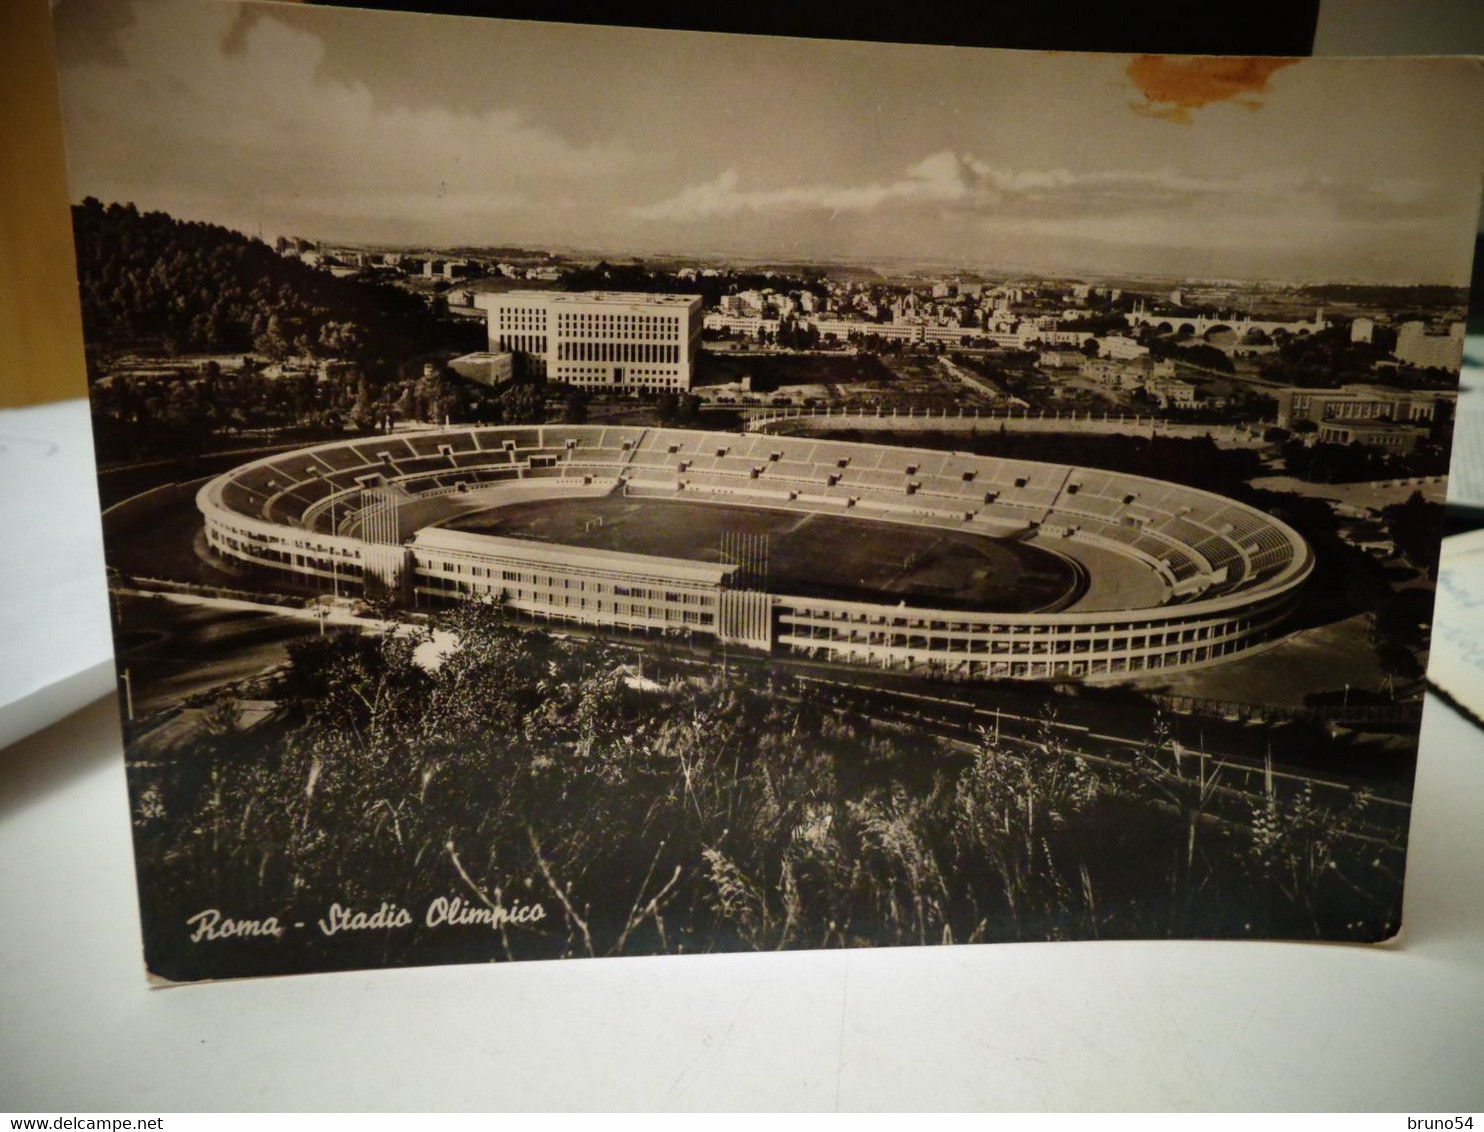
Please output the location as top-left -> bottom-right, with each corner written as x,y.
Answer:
70,199 -> 469,370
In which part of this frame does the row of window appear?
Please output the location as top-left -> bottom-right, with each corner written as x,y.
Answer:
555,341 -> 682,363
416,575 -> 716,626
779,610 -> 1262,645
496,334 -> 548,354
208,526 -> 365,578
800,648 -> 1237,675
427,559 -> 714,602
494,308 -> 547,328
556,313 -> 683,339
782,604 -> 1289,637
208,520 -> 362,562
560,372 -> 686,390
781,624 -> 1253,655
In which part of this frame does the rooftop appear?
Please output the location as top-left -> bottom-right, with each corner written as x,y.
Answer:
477,290 -> 701,309
412,526 -> 734,585
1320,418 -> 1428,434
1291,384 -> 1456,400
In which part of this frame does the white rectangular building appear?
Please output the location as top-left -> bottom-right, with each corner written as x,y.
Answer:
475,290 -> 703,391
1394,320 -> 1465,372
408,527 -> 738,638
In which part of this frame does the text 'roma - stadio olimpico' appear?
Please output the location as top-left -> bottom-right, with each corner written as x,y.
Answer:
197,424 -> 1313,682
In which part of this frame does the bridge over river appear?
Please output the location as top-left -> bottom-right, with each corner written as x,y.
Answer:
1126,301 -> 1328,338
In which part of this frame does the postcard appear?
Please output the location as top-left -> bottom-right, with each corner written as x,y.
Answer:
52,0 -> 1484,980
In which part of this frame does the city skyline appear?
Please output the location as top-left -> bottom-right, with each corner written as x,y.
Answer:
55,0 -> 1484,284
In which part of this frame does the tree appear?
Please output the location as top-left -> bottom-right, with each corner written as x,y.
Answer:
253,313 -> 293,361
497,382 -> 543,424
1381,491 -> 1444,578
70,200 -> 470,368
414,367 -> 461,422
361,567 -> 404,618
1377,639 -> 1423,681
350,375 -> 378,431
562,389 -> 590,424
318,320 -> 368,360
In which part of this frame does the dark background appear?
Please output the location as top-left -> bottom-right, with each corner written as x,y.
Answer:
319,1 -> 1322,55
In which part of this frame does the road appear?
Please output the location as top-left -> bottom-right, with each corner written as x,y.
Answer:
114,594 -> 324,716
112,590 -> 427,718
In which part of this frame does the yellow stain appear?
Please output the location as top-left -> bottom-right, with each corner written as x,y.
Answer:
1126,55 -> 1301,124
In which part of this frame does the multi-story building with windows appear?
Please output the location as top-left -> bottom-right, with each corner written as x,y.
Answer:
1315,419 -> 1426,450
1145,377 -> 1201,410
1394,320 -> 1465,372
806,317 -> 919,343
1274,383 -> 1455,433
475,290 -> 703,391
703,312 -> 781,338
1095,334 -> 1150,360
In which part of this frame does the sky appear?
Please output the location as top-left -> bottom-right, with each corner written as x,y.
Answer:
52,0 -> 1484,283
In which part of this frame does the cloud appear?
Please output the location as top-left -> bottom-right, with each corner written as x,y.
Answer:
1125,55 -> 1302,124
962,159 -> 1073,193
629,150 -> 983,222
630,151 -> 1347,226
57,0 -> 633,236
629,143 -> 1472,284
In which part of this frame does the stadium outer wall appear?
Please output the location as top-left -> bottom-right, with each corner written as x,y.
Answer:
197,424 -> 1314,682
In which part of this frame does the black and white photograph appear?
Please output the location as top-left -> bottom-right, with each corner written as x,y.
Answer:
52,0 -> 1484,982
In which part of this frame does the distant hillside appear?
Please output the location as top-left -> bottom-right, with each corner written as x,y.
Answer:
1295,283 -> 1468,311
558,259 -> 823,306
70,199 -> 472,369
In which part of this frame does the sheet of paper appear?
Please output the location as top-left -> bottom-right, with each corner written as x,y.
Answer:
45,0 -> 1484,981
1432,525 -> 1484,722
0,399 -> 115,750
1446,338 -> 1484,508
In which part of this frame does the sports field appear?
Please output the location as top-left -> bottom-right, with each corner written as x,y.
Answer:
441,496 -> 1082,613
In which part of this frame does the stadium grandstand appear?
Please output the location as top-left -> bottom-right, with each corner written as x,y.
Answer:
198,425 -> 1313,681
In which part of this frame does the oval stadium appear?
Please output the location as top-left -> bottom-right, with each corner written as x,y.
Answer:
197,424 -> 1314,682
